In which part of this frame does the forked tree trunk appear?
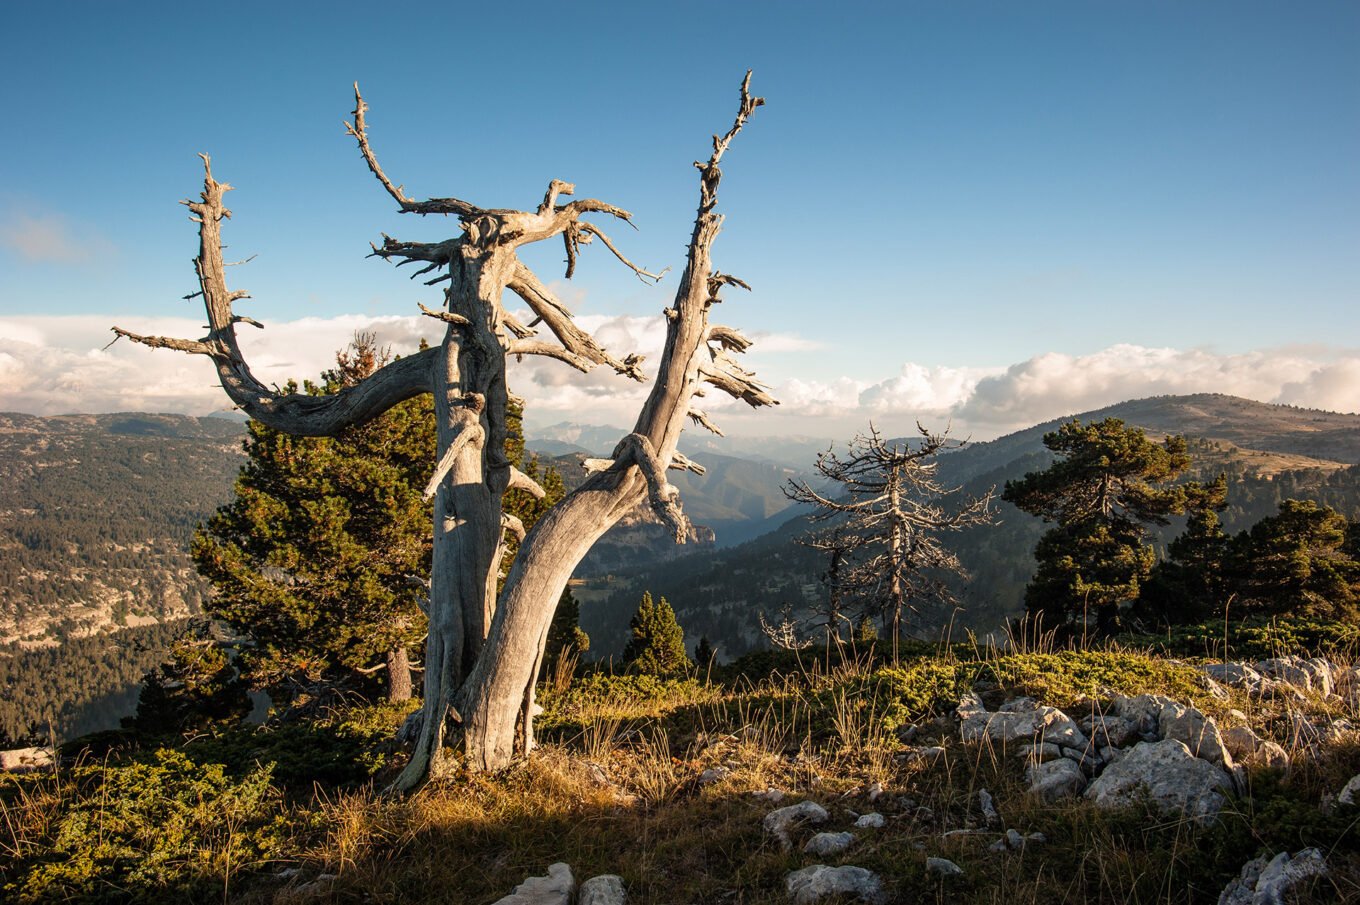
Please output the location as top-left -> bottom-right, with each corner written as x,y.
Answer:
116,74 -> 771,792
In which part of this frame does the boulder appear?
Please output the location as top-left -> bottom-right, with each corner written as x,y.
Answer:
926,857 -> 964,877
1336,773 -> 1360,806
854,812 -> 885,829
785,865 -> 886,904
491,863 -> 575,905
803,832 -> 855,857
1217,848 -> 1327,905
1159,703 -> 1233,769
1025,758 -> 1087,802
1222,726 -> 1290,769
0,746 -> 53,773
957,697 -> 1086,750
764,801 -> 829,850
579,875 -> 627,905
1080,715 -> 1138,749
1202,663 -> 1264,689
1111,693 -> 1176,740
1084,739 -> 1232,823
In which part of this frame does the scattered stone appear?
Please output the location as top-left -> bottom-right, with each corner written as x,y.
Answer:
1006,828 -> 1024,849
1253,741 -> 1290,770
1080,715 -> 1138,749
0,746 -> 53,773
1336,773 -> 1360,806
896,724 -> 919,743
785,865 -> 886,905
752,788 -> 787,803
1217,848 -> 1327,905
1025,831 -> 1047,845
1203,662 -> 1265,690
855,812 -> 885,829
1018,742 -> 1063,763
977,788 -> 999,827
1025,757 -> 1087,802
579,874 -> 626,905
926,857 -> 964,878
987,837 -> 1008,853
1085,739 -> 1232,823
804,832 -> 855,857
491,863 -> 575,905
764,801 -> 830,850
1159,703 -> 1233,769
698,766 -> 731,786
958,697 -> 1087,751
866,781 -> 884,802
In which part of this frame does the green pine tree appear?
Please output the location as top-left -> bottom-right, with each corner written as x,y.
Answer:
622,591 -> 689,676
544,586 -> 590,672
694,635 -> 716,669
1003,418 -> 1194,638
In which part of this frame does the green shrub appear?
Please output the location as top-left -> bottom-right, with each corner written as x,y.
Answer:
3,749 -> 287,904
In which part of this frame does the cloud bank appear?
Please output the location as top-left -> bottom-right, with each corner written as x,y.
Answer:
3,314 -> 1357,439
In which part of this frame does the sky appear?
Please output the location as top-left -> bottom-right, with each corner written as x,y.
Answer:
1,2 -> 1357,442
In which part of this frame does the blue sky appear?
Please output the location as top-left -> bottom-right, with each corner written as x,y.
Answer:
2,2 -> 1357,438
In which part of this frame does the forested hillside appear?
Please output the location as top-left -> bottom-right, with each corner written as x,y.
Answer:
0,413 -> 245,643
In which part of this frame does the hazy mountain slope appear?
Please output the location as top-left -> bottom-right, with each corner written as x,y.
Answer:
0,413 -> 245,644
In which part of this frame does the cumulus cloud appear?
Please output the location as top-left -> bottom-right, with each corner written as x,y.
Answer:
762,344 -> 1360,438
0,211 -> 114,264
4,316 -> 1358,440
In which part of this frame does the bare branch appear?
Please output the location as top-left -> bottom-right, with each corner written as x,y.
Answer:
688,408 -> 724,436
345,83 -> 482,217
668,451 -> 705,475
419,303 -> 471,327
501,512 -> 527,543
508,264 -> 647,381
577,222 -> 667,283
614,433 -> 690,542
506,339 -> 595,374
423,423 -> 485,501
508,467 -> 546,499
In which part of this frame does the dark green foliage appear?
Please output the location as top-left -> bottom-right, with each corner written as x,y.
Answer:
694,635 -> 715,667
1004,418 -> 1194,635
131,629 -> 251,736
0,621 -> 187,746
192,336 -> 436,700
1228,499 -> 1360,619
544,586 -> 590,672
1138,475 -> 1231,623
622,591 -> 690,676
1,749 -> 284,905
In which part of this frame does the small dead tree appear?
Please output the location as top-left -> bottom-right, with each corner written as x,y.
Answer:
785,424 -> 994,662
114,74 -> 773,789
796,524 -> 859,645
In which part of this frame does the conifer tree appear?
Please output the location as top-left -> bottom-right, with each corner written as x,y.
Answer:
622,591 -> 689,676
694,635 -> 716,669
1137,474 -> 1230,624
1003,418 -> 1192,637
1228,499 -> 1360,619
543,586 -> 589,673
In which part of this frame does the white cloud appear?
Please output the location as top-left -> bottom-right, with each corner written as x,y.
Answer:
4,316 -> 1358,440
0,211 -> 114,264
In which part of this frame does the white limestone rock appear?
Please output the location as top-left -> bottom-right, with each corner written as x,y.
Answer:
1159,703 -> 1234,769
764,801 -> 829,850
785,865 -> 886,905
1025,757 -> 1087,802
579,875 -> 627,905
1084,739 -> 1233,824
854,812 -> 885,829
804,832 -> 856,857
1217,848 -> 1327,905
491,863 -> 575,905
926,857 -> 964,877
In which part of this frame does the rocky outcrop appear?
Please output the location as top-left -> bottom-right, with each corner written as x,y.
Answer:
579,874 -> 627,905
1216,848 -> 1327,905
1084,739 -> 1233,823
491,863 -> 575,905
764,801 -> 829,850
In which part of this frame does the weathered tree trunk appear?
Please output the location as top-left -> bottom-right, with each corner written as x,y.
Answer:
117,74 -> 772,792
386,647 -> 412,702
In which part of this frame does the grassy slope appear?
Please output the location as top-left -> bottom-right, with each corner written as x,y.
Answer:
3,626 -> 1358,904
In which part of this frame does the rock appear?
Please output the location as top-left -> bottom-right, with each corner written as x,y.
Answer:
1025,758 -> 1087,802
1006,828 -> 1024,849
1336,773 -> 1360,806
1080,715 -> 1138,749
1085,739 -> 1232,823
855,812 -> 885,829
1302,658 -> 1334,696
1159,703 -> 1233,769
866,781 -> 884,802
1254,741 -> 1289,769
1217,848 -> 1327,905
1111,693 -> 1176,737
785,865 -> 886,904
1026,831 -> 1047,845
1203,663 -> 1264,689
579,875 -> 627,905
1222,726 -> 1290,769
926,857 -> 964,877
491,863 -> 575,905
752,788 -> 786,803
0,746 -> 53,773
1060,745 -> 1104,776
698,766 -> 730,786
977,788 -> 999,827
958,697 -> 1086,750
764,801 -> 829,849
1017,742 -> 1063,763
804,832 -> 855,857
987,837 -> 1009,853
1257,657 -> 1316,692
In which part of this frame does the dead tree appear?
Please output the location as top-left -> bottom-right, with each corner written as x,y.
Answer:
114,74 -> 773,789
785,424 -> 994,662
796,525 -> 859,645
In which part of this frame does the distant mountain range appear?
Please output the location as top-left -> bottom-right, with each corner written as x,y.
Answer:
580,394 -> 1360,659
529,421 -> 834,470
